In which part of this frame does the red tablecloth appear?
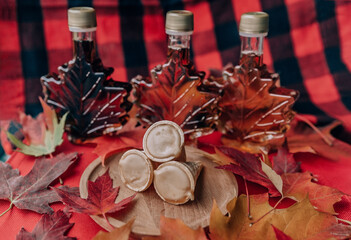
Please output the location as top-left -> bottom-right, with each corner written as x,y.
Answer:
1,133 -> 351,239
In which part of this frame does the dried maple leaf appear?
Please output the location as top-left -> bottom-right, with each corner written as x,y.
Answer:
16,210 -> 76,240
0,152 -> 77,215
5,98 -> 67,157
215,146 -> 283,196
92,219 -> 134,240
209,194 -> 346,240
85,118 -> 146,165
282,172 -> 344,215
132,49 -> 220,139
214,59 -> 298,148
53,171 -> 136,225
41,55 -> 133,143
272,141 -> 300,175
287,120 -> 351,162
143,216 -> 207,240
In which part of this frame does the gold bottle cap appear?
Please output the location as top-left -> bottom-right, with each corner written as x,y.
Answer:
165,10 -> 194,33
239,12 -> 269,35
68,7 -> 97,30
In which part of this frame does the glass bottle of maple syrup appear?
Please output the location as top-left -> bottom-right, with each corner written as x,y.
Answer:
238,12 -> 269,68
165,10 -> 194,68
68,7 -> 113,75
218,11 -> 298,149
132,10 -> 220,139
41,7 -> 132,142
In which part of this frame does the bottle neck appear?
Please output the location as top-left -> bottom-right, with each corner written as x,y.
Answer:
239,33 -> 266,67
167,33 -> 191,66
71,30 -> 97,64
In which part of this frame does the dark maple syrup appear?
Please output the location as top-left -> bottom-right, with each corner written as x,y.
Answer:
41,7 -> 132,142
167,47 -> 191,67
239,52 -> 263,68
72,40 -> 114,77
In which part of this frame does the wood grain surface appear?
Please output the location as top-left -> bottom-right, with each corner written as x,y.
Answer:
79,146 -> 238,236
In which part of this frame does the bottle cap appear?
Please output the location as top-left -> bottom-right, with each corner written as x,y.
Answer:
239,12 -> 269,35
165,10 -> 194,33
68,7 -> 97,29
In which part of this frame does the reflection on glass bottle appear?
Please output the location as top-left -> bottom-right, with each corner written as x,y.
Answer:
41,7 -> 132,143
132,10 -> 220,140
216,12 -> 299,148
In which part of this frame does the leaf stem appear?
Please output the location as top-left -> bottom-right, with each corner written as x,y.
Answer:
49,153 -> 54,159
295,114 -> 333,146
244,178 -> 252,219
0,202 -> 13,217
250,197 -> 285,226
102,213 -> 114,231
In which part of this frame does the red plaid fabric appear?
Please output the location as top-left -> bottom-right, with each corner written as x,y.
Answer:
1,0 -> 351,130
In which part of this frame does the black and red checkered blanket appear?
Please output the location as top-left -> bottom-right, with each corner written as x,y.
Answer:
1,0 -> 351,130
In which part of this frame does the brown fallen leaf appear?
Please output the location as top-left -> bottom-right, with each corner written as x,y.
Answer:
287,120 -> 351,161
143,216 -> 208,240
209,194 -> 341,240
93,219 -> 135,240
282,172 -> 344,215
0,152 -> 77,215
16,210 -> 76,240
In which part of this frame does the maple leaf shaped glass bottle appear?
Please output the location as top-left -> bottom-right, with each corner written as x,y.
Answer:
218,12 -> 298,151
132,10 -> 220,139
41,7 -> 132,143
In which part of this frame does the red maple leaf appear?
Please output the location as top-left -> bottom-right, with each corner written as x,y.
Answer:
53,171 -> 136,223
272,225 -> 293,240
282,172 -> 344,214
0,152 -> 78,215
215,146 -> 282,196
272,141 -> 300,175
16,210 -> 76,240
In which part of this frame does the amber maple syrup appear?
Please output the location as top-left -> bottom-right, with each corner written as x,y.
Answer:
219,12 -> 298,144
132,10 -> 220,139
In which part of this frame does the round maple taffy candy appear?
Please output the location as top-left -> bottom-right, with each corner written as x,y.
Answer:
153,160 -> 203,205
143,120 -> 185,163
119,149 -> 153,192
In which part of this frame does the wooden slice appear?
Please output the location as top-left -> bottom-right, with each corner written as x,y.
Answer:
79,146 -> 238,236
